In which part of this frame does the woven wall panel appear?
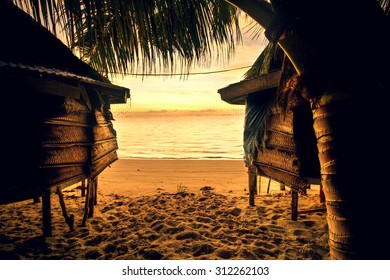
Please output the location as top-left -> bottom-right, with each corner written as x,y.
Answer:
93,125 -> 117,142
255,163 -> 308,192
256,148 -> 300,175
40,145 -> 89,166
60,98 -> 91,114
94,110 -> 110,125
38,165 -> 86,185
91,151 -> 117,178
46,113 -> 92,126
267,112 -> 294,134
41,123 -> 91,145
92,139 -> 118,161
45,97 -> 92,125
266,130 -> 296,152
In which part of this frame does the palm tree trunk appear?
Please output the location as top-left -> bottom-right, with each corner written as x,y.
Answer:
312,81 -> 390,259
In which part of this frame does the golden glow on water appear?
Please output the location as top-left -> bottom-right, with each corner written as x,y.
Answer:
113,110 -> 246,160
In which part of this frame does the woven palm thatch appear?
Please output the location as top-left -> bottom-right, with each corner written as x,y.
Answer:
0,3 -> 129,204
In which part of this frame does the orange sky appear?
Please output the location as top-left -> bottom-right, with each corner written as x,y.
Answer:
110,30 -> 267,113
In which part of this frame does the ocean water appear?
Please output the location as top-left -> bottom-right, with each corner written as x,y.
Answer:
112,111 -> 246,160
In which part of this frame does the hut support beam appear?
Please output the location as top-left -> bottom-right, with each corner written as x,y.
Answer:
88,179 -> 97,218
56,187 -> 74,232
82,178 -> 97,226
267,178 -> 271,194
291,189 -> 298,221
93,177 -> 98,206
81,180 -> 86,197
42,190 -> 52,237
248,166 -> 257,206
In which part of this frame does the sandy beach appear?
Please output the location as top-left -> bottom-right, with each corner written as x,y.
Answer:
0,159 -> 329,260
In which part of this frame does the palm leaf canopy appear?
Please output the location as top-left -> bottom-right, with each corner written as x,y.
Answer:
13,0 -> 242,77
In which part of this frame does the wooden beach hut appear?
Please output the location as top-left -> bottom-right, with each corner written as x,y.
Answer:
218,67 -> 321,220
0,2 -> 130,235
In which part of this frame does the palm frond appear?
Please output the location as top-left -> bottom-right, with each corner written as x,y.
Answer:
378,0 -> 390,15
243,42 -> 283,79
13,0 -> 242,77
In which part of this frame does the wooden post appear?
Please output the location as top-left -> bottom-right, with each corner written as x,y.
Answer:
258,176 -> 261,194
280,183 -> 286,191
88,179 -> 96,218
93,177 -> 98,206
42,190 -> 52,237
82,178 -> 91,226
248,165 -> 257,206
57,187 -> 74,231
266,178 -> 271,194
81,180 -> 86,197
319,184 -> 325,203
291,189 -> 298,221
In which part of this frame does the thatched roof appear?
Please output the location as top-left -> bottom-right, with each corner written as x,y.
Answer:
217,70 -> 281,105
0,1 -> 129,104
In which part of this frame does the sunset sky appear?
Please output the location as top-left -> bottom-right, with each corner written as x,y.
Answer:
110,29 -> 268,113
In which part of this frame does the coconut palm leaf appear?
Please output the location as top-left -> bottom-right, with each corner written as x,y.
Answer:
13,0 -> 242,77
378,0 -> 390,15
243,42 -> 284,79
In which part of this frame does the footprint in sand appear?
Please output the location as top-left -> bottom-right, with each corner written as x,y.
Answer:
302,220 -> 316,228
140,248 -> 163,260
254,240 -> 276,250
85,249 -> 102,259
229,207 -> 242,217
128,208 -> 141,215
292,229 -> 314,239
239,248 -> 258,259
103,243 -> 116,253
164,226 -> 185,235
175,231 -> 199,240
193,243 -> 215,257
84,234 -> 107,246
216,248 -> 235,259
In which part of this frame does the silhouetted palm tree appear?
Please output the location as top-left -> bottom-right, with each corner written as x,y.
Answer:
229,0 -> 390,259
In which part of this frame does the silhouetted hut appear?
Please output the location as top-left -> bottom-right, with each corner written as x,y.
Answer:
0,2 -> 130,234
218,69 -> 320,220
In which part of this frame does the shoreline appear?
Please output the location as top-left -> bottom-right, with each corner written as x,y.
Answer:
100,158 -> 320,197
99,158 -> 250,197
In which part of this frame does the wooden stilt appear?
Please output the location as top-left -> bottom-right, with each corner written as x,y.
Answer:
319,184 -> 325,203
266,178 -> 271,194
248,166 -> 257,206
82,178 -> 91,226
42,190 -> 52,237
93,177 -> 98,206
88,179 -> 96,218
56,187 -> 74,231
258,176 -> 261,194
81,180 -> 86,197
291,189 -> 298,221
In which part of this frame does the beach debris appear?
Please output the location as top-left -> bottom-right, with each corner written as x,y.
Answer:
200,186 -> 214,195
176,183 -> 188,194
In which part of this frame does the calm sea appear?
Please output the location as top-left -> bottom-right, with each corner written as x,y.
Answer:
112,111 -> 246,160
